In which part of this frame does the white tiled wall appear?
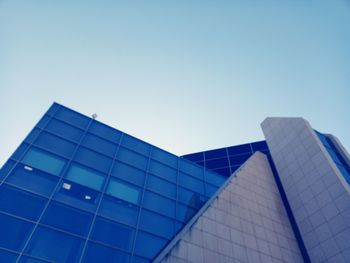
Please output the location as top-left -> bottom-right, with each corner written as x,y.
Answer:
158,152 -> 303,263
261,117 -> 350,263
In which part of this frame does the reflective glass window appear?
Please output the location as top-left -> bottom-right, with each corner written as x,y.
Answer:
227,144 -> 251,155
251,141 -> 268,151
205,148 -> 227,159
22,148 -> 66,176
46,119 -> 84,142
178,173 -> 204,194
117,147 -> 148,170
143,191 -> 175,217
55,107 -> 90,129
41,201 -> 93,236
89,122 -> 122,143
0,160 -> 16,181
177,203 -> 197,222
140,209 -> 174,239
106,179 -> 140,205
0,213 -> 33,251
205,171 -> 226,187
36,115 -> 51,128
182,152 -> 204,162
0,184 -> 47,221
111,161 -> 145,186
65,164 -> 105,191
82,241 -> 130,263
25,226 -> 84,263
206,157 -> 229,169
98,195 -> 139,226
134,231 -> 167,259
74,147 -> 112,173
0,249 -> 17,262
229,153 -> 251,166
6,165 -> 59,197
121,135 -> 150,156
178,187 -> 206,209
55,180 -> 100,213
18,255 -> 49,263
212,167 -> 232,177
147,175 -> 176,199
149,161 -> 177,183
11,143 -> 29,161
24,129 -> 41,144
178,160 -> 203,180
151,148 -> 177,167
91,216 -> 134,251
82,133 -> 117,157
46,103 -> 60,116
34,132 -> 77,158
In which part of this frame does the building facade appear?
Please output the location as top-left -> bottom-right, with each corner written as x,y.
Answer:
0,104 -> 349,263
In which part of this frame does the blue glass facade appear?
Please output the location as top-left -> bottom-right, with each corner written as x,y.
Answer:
182,140 -> 269,177
316,131 -> 350,184
0,103 -> 228,263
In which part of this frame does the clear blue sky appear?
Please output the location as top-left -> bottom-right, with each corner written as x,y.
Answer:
1,1 -> 350,166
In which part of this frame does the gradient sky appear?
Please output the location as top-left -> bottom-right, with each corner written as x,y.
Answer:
1,1 -> 350,166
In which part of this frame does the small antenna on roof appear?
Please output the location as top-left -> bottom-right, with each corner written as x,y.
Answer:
92,113 -> 98,119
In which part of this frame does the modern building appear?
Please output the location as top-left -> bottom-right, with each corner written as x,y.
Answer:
0,103 -> 349,263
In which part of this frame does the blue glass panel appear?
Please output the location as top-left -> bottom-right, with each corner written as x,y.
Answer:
134,231 -> 167,259
0,213 -> 33,251
65,164 -> 105,191
55,180 -> 100,213
36,115 -> 50,128
0,160 -> 16,181
106,178 -> 140,205
205,148 -> 227,159
111,161 -> 145,186
143,191 -> 175,217
18,256 -> 50,263
41,201 -> 93,236
251,141 -> 268,151
0,249 -> 17,262
6,165 -> 59,197
227,144 -> 251,155
149,161 -> 177,183
206,157 -> 229,169
178,187 -> 206,209
46,118 -> 84,142
82,133 -> 117,157
139,209 -> 174,239
75,147 -> 112,173
98,195 -> 138,226
91,216 -> 134,251
178,159 -> 203,180
212,167 -> 232,177
83,241 -> 130,263
147,175 -> 176,199
229,153 -> 252,166
206,184 -> 218,197
205,171 -> 226,187
132,256 -> 150,263
89,122 -> 122,143
34,132 -> 76,158
0,184 -> 47,221
177,203 -> 198,222
55,107 -> 90,129
46,103 -> 60,116
117,147 -> 148,170
151,148 -> 177,167
121,134 -> 150,156
178,173 -> 204,194
25,226 -> 84,263
11,143 -> 29,160
182,152 -> 204,162
22,148 -> 66,176
24,129 -> 41,144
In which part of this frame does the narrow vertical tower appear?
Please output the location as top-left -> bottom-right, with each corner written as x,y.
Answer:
262,117 -> 350,262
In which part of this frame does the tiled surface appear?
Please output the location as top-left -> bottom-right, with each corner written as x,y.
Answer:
262,118 -> 350,263
158,152 -> 303,263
